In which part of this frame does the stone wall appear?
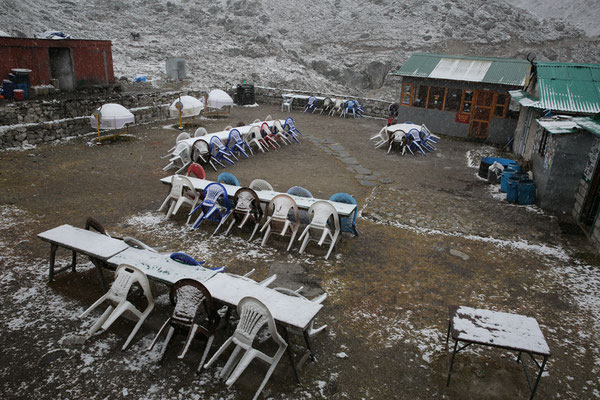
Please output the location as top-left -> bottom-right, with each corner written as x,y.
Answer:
0,90 -> 204,148
254,86 -> 392,119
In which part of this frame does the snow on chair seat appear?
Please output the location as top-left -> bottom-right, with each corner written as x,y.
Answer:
249,179 -> 274,192
79,264 -> 155,350
298,200 -> 341,259
148,279 -> 220,368
203,296 -> 287,400
222,187 -> 264,241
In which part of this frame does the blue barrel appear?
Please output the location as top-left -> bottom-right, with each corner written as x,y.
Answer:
508,162 -> 522,173
1,79 -> 14,99
479,157 -> 516,179
517,179 -> 536,205
507,175 -> 522,203
500,168 -> 518,192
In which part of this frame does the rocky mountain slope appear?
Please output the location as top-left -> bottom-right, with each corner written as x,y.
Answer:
1,0 -> 599,99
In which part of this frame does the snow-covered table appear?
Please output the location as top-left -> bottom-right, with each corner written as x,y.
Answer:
178,120 -> 285,148
203,272 -> 323,382
106,247 -> 219,285
446,306 -> 550,399
159,176 -> 357,217
37,224 -> 130,289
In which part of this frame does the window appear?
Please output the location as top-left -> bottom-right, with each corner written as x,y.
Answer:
400,83 -> 413,106
412,85 -> 428,108
476,90 -> 494,107
427,86 -> 445,110
494,93 -> 509,117
461,90 -> 474,113
538,126 -> 549,156
444,88 -> 462,112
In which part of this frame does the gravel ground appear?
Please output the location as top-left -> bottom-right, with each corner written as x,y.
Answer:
1,104 -> 599,399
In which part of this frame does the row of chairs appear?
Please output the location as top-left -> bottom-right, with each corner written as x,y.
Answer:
80,260 -> 326,400
163,117 -> 303,173
371,122 -> 439,155
159,171 -> 359,259
304,96 -> 364,118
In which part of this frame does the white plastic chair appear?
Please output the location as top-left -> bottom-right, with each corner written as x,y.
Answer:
281,95 -> 293,112
249,179 -> 274,192
265,115 -> 272,121
204,296 -> 287,400
164,132 -> 191,155
222,188 -> 263,241
79,264 -> 155,350
370,126 -> 391,149
192,139 -> 223,171
194,127 -> 208,137
245,126 -> 268,153
388,130 -> 407,155
329,98 -> 343,117
260,194 -> 300,251
320,98 -> 332,115
163,142 -> 192,174
298,200 -> 341,259
158,175 -> 200,219
274,120 -> 297,144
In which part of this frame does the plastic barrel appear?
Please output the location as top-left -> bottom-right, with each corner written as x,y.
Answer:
508,162 -> 522,173
2,80 -> 14,99
13,89 -> 24,101
479,157 -> 516,179
506,175 -> 523,203
500,168 -> 517,193
517,179 -> 536,205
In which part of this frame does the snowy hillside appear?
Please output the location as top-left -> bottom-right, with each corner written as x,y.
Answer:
504,0 -> 600,37
1,0 -> 599,99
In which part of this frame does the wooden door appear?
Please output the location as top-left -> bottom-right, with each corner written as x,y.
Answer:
469,90 -> 494,139
581,159 -> 600,230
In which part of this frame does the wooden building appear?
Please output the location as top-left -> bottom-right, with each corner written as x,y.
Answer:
389,53 -> 531,144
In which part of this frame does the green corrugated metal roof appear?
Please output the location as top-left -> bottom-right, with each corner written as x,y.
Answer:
390,53 -> 530,86
536,62 -> 600,113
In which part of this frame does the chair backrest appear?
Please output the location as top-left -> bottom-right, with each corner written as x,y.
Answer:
218,172 -> 240,186
265,115 -> 272,121
323,98 -> 332,107
249,178 -> 274,191
345,100 -> 354,109
170,279 -> 218,325
283,117 -> 295,130
392,130 -> 407,143
268,194 -> 298,220
171,174 -> 194,197
203,182 -> 228,206
224,125 -> 233,131
246,125 -> 261,140
227,129 -> 243,146
176,132 -> 190,143
253,118 -> 262,124
186,163 -> 206,179
307,96 -> 316,106
273,120 -> 285,133
235,296 -> 284,346
85,217 -> 108,236
194,127 -> 208,137
170,252 -> 202,266
260,122 -> 271,137
334,99 -> 343,108
192,139 -> 211,165
234,188 -> 263,218
209,136 -> 226,152
287,186 -> 313,198
174,141 -> 190,156
282,96 -> 293,105
408,128 -> 421,141
329,193 -> 358,233
110,264 -> 152,301
308,200 -> 340,231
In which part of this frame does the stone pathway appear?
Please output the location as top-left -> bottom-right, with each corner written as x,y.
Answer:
306,134 -> 393,187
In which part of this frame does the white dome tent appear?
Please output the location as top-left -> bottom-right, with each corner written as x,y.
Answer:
89,103 -> 135,142
169,95 -> 204,129
205,89 -> 233,117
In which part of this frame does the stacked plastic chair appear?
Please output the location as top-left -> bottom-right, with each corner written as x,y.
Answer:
188,182 -> 232,235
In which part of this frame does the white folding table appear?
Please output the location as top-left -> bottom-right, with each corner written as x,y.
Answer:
179,120 -> 286,147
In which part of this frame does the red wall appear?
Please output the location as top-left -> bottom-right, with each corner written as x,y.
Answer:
0,38 -> 114,86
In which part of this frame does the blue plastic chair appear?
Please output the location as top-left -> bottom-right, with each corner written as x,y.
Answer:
344,100 -> 355,118
287,186 -> 313,198
170,252 -> 225,272
226,129 -> 250,159
209,136 -> 236,165
304,96 -> 317,113
353,100 -> 364,118
329,193 -> 359,236
283,117 -> 302,138
189,183 -> 232,235
407,129 -> 426,155
217,172 -> 241,187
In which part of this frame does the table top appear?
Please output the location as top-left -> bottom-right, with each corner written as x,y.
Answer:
107,247 -> 219,285
179,120 -> 285,147
160,176 -> 357,216
37,224 -> 130,261
203,273 -> 322,330
387,123 -> 421,133
283,93 -> 326,101
449,306 -> 550,356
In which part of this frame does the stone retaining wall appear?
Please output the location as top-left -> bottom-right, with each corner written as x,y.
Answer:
0,90 -> 204,148
254,86 -> 392,119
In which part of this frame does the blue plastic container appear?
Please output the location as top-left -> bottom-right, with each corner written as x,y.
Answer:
508,162 -> 522,173
500,168 -> 518,193
1,79 -> 14,99
517,179 -> 536,205
479,157 -> 516,179
507,175 -> 523,203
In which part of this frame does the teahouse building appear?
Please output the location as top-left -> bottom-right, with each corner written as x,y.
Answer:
389,53 -> 531,144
